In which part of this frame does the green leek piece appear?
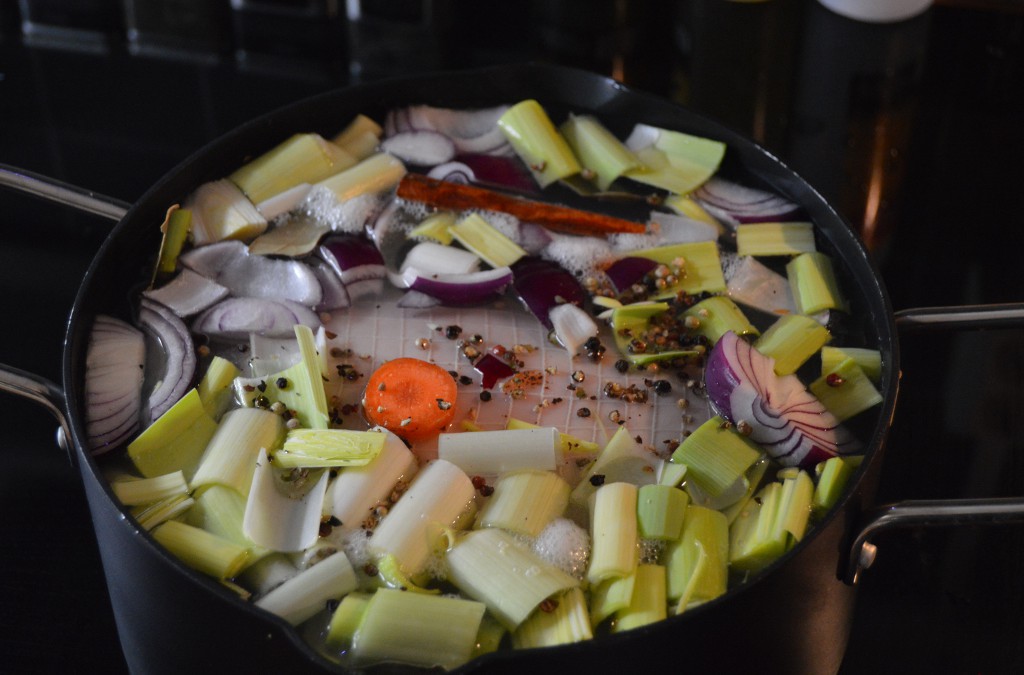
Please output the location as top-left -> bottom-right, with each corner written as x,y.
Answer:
665,505 -> 729,609
151,519 -> 249,580
497,99 -> 582,188
472,614 -> 506,659
128,388 -> 219,480
812,455 -> 856,515
560,114 -> 641,190
185,485 -> 265,561
185,179 -> 268,246
670,416 -> 761,497
610,302 -> 698,366
333,114 -> 383,159
637,484 -> 690,540
446,528 -> 579,631
512,587 -> 593,649
476,470 -> 570,538
505,417 -> 600,455
347,588 -> 487,671
588,482 -> 639,586
821,346 -> 882,383
254,551 -> 358,626
315,152 -> 407,203
196,356 -> 240,420
263,324 -> 331,429
721,458 -> 770,525
229,133 -> 357,204
729,470 -> 814,572
630,241 -> 727,297
448,213 -> 527,268
190,407 -> 285,496
658,460 -> 688,487
589,573 -> 637,626
272,428 -> 385,469
131,494 -> 194,531
408,211 -> 456,244
155,206 -> 191,278
787,251 -> 847,315
735,222 -> 816,257
374,553 -> 438,594
663,193 -> 722,230
570,425 -> 660,509
754,313 -> 831,376
624,124 -> 726,196
111,470 -> 188,506
613,564 -> 667,633
683,295 -> 760,345
325,592 -> 371,650
809,357 -> 883,422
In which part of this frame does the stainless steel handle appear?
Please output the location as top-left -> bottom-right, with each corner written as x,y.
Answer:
0,363 -> 73,464
895,303 -> 1024,331
0,163 -> 130,221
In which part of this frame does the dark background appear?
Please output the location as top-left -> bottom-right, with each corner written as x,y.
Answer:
1,1 -> 1022,673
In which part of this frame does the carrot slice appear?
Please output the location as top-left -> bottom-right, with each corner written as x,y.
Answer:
363,357 -> 459,442
395,173 -> 646,237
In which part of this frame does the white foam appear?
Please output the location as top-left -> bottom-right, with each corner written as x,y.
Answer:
532,518 -> 591,581
541,234 -> 613,278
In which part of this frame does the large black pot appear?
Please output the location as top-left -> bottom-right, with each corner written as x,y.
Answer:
1,64 -> 1022,675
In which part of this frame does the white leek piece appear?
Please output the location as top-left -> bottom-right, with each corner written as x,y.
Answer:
369,459 -> 475,576
613,564 -> 666,632
142,268 -> 229,318
111,470 -> 188,506
512,587 -> 593,649
587,482 -> 639,586
438,427 -> 560,476
191,407 -> 285,496
243,448 -> 329,552
272,428 -> 385,469
549,302 -> 599,355
725,254 -> 798,316
254,550 -> 357,625
446,528 -> 579,631
196,356 -> 239,420
736,222 -> 816,257
229,133 -> 357,205
333,114 -> 383,152
184,178 -> 268,245
186,484 -> 264,558
570,425 -> 659,512
324,427 -> 418,534
131,494 -> 194,531
665,505 -> 729,610
560,114 -> 641,190
151,520 -> 249,580
476,470 -> 570,538
256,183 -> 313,220
239,552 -> 297,596
315,153 -> 407,203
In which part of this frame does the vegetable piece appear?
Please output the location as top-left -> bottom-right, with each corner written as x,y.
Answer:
813,455 -> 857,515
259,324 -> 331,430
670,416 -> 761,497
143,268 -> 229,318
636,484 -> 690,540
191,297 -> 321,340
190,407 -> 285,495
407,211 -> 457,244
724,254 -> 798,316
399,240 -> 480,277
624,123 -> 726,195
255,550 -> 358,625
272,428 -> 386,469
682,295 -> 760,345
332,114 -> 383,152
196,356 -> 239,419
402,266 -> 513,306
380,130 -> 456,166
512,587 -> 593,649
229,133 -> 357,205
821,346 -> 882,383
665,505 -> 729,610
753,313 -> 831,376
630,240 -> 726,297
589,573 -> 637,626
587,482 -> 639,585
343,588 -> 487,671
84,315 -> 146,454
549,302 -> 599,355
186,484 -> 265,558
449,213 -> 527,268
256,183 -> 313,220
613,564 -> 667,633
363,357 -> 459,442
387,104 -> 512,155
369,459 -> 475,576
729,470 -> 814,572
446,527 -> 579,631
154,206 -> 191,278
315,152 -> 407,203
395,174 -> 646,237
809,358 -> 883,422
183,179 -> 268,245
663,193 -> 721,227
706,331 -> 859,468
787,251 -> 847,315
456,153 -> 539,193
560,114 -> 641,190
570,426 -> 660,510
243,448 -> 329,552
131,494 -> 195,531
325,592 -> 371,650
472,352 -> 516,389
318,233 -> 386,299
505,417 -> 600,456
693,177 -> 801,226
438,427 -> 561,476
139,298 -> 196,423
110,471 -> 188,506
736,222 -> 816,257
646,211 -> 720,244
609,302 -> 698,366
247,214 -> 329,258
496,99 -> 581,187
127,389 -> 218,480
476,470 -> 570,537
180,240 -> 322,306
151,520 -> 249,580
511,256 -> 587,329
604,256 -> 658,295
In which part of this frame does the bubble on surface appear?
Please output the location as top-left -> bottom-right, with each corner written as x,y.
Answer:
532,517 -> 591,580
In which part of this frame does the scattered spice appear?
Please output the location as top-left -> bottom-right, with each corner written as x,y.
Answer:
576,407 -> 592,418
826,373 -> 846,387
445,325 -> 463,340
589,474 -> 606,487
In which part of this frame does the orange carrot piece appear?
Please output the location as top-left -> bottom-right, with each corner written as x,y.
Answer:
395,173 -> 646,237
363,357 -> 458,442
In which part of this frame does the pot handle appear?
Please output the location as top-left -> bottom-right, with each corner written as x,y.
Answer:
0,163 -> 130,221
0,363 -> 74,464
845,301 -> 1024,584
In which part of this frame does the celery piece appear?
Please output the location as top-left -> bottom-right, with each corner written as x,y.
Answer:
663,193 -> 722,230
273,428 -> 385,469
637,484 -> 690,541
505,417 -> 600,456
263,324 -> 331,429
315,152 -> 407,203
190,407 -> 285,496
230,133 -> 356,205
497,99 -> 581,188
111,471 -> 188,506
348,588 -> 486,671
729,470 -> 814,572
658,460 -> 688,488
787,251 -> 847,315
754,313 -> 831,376
243,448 -> 329,552
665,506 -> 729,609
589,573 -> 637,626
670,416 -> 761,497
610,302 -> 698,367
812,455 -> 856,515
613,564 -> 667,633
196,356 -> 239,420
810,357 -> 883,422
408,211 -> 456,244
254,551 -> 357,626
155,206 -> 191,277
682,295 -> 760,345
128,388 -> 219,481
151,520 -> 249,580
438,427 -> 561,476
449,213 -> 527,268
570,425 -> 660,510
630,241 -> 726,297
624,124 -> 726,196
131,494 -> 194,531
446,528 -> 579,631
560,114 -> 641,190
513,587 -> 593,649
588,482 -> 639,586
184,179 -> 268,246
821,345 -> 882,383
333,114 -> 382,150
477,470 -> 570,538
325,592 -> 371,650
735,222 -> 816,257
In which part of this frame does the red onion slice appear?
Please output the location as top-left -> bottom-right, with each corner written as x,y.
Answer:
604,256 -> 658,295
474,353 -> 516,389
403,266 -> 513,306
139,299 -> 196,424
85,315 -> 145,454
389,104 -> 512,156
180,240 -> 323,306
319,233 -> 387,300
511,257 -> 587,329
427,161 -> 476,184
693,177 -> 802,226
191,297 -> 321,340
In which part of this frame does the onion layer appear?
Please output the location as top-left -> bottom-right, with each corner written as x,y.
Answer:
85,315 -> 146,454
139,299 -> 196,424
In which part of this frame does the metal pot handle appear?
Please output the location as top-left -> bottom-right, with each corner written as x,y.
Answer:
845,303 -> 1024,584
0,364 -> 75,463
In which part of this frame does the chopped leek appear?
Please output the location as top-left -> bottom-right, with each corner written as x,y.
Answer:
670,416 -> 761,497
333,114 -> 383,150
190,407 -> 285,496
821,345 -> 882,383
665,506 -> 729,610
315,152 -> 407,203
570,425 -> 659,511
184,179 -> 267,246
588,572 -> 636,626
560,114 -> 641,190
272,428 -> 385,469
663,193 -> 722,229
111,470 -> 188,506
254,550 -> 357,625
128,388 -> 218,481
408,211 -> 456,244
476,470 -> 570,537
497,99 -> 581,188
513,587 -> 593,649
787,251 -> 847,315
325,592 -> 371,650
151,520 -> 249,580
448,213 -> 527,268
229,133 -> 357,205
131,494 -> 194,531
682,295 -> 760,345
505,417 -> 600,456
155,206 -> 191,278
196,356 -> 239,420
624,124 -> 726,196
735,222 -> 816,257
754,313 -> 831,376
610,302 -> 699,366
729,470 -> 814,572
186,484 -> 264,557
258,324 -> 330,430
636,484 -> 690,540
812,455 -> 856,515
587,482 -> 639,586
243,448 -> 329,552
809,357 -> 883,422
613,564 -> 666,632
437,427 -> 561,476
630,241 -> 726,297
